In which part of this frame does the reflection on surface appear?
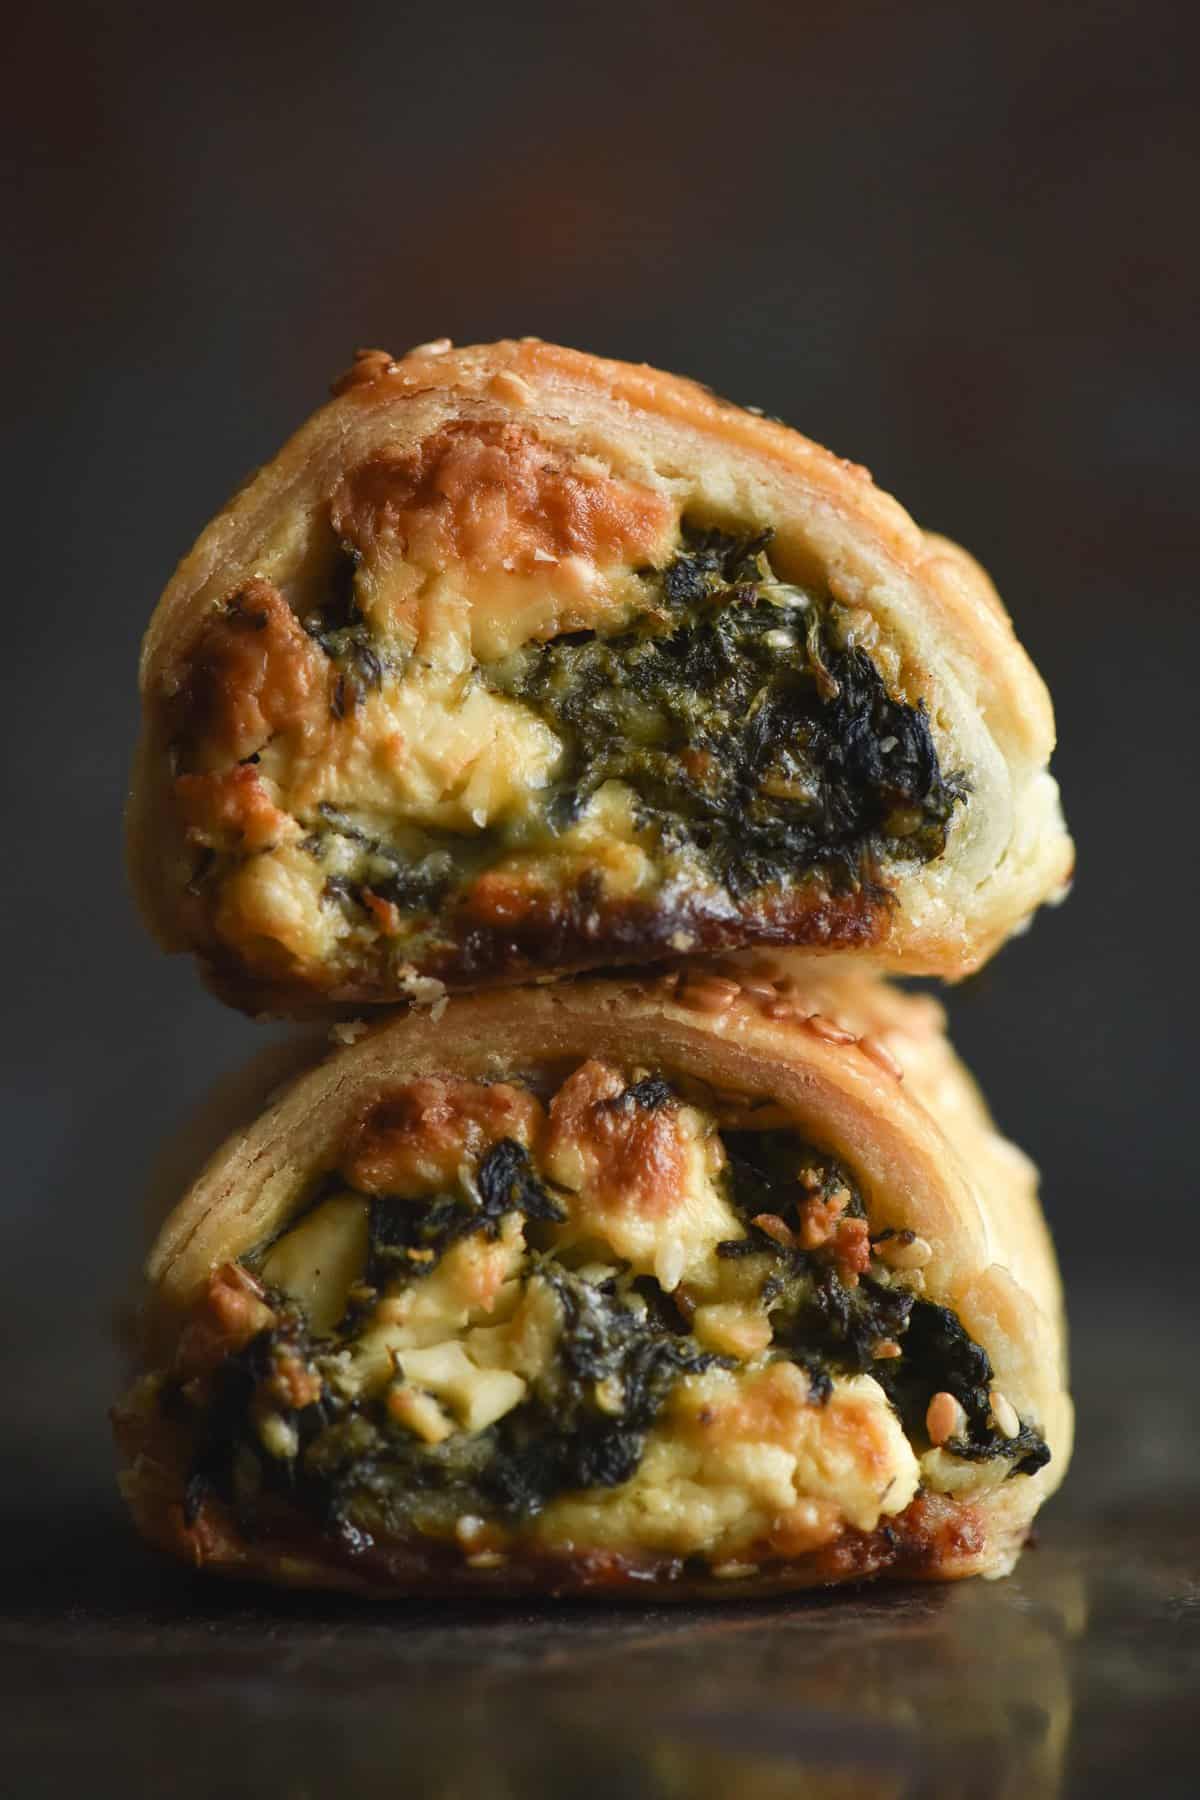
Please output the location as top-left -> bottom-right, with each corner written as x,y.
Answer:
653,1746 -> 906,1800
4,1518 -> 1096,1799
642,1561 -> 1085,1800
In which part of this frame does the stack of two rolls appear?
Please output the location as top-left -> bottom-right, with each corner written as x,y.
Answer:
118,339 -> 1074,1596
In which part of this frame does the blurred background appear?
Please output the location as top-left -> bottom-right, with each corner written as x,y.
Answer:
4,0 -> 1195,1516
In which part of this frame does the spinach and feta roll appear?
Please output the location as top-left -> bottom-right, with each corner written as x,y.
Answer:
129,339 -> 1071,1015
114,965 -> 1071,1596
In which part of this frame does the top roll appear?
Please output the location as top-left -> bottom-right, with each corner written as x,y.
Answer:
129,338 -> 1072,1013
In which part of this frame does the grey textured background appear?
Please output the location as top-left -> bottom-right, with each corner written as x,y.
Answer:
4,0 -> 1195,1493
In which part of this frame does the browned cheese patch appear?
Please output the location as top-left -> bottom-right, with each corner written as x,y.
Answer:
330,420 -> 674,609
341,1079 -> 546,1196
169,579 -> 332,770
542,1061 -> 690,1224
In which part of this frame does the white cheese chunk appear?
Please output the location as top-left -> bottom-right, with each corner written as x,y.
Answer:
340,1220 -> 529,1399
259,1194 -> 369,1334
398,1341 -> 527,1432
216,840 -> 344,968
691,1302 -> 773,1359
463,1274 -> 561,1383
287,673 -> 562,834
535,1364 -> 920,1560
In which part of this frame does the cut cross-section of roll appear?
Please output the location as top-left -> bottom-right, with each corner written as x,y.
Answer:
129,339 -> 1072,1014
114,965 -> 1071,1597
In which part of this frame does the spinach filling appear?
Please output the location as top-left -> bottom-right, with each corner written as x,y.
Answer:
364,1139 -> 567,1289
476,1263 -> 726,1516
304,805 -> 467,920
286,523 -> 965,946
301,544 -> 386,719
718,1133 -> 1050,1475
179,1261 -> 726,1547
879,1301 -> 1050,1476
494,525 -> 966,899
172,1100 -> 1046,1554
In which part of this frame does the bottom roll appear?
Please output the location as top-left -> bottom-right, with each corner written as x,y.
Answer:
114,965 -> 1071,1597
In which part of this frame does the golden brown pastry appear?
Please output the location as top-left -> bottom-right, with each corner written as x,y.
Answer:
114,963 -> 1071,1597
128,339 -> 1072,1014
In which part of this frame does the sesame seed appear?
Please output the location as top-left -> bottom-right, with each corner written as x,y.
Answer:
876,1233 -> 932,1271
990,1390 -> 1021,1439
859,1034 -> 904,1081
387,1385 -> 453,1444
751,1212 -> 797,1248
764,999 -> 797,1021
258,1412 -> 299,1461
681,975 -> 740,1013
655,1238 -> 686,1292
738,976 -> 778,1000
329,347 -> 397,394
763,628 -> 795,650
594,1376 -> 625,1415
873,1340 -> 902,1359
711,1560 -> 758,1580
407,337 -> 452,356
490,369 -> 535,406
466,1551 -> 507,1570
926,1391 -> 966,1446
807,1014 -> 858,1045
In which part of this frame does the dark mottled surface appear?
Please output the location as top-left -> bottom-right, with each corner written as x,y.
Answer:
5,1292 -> 1197,1795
